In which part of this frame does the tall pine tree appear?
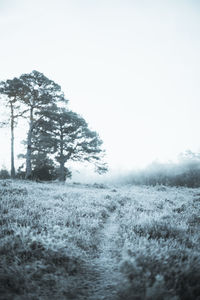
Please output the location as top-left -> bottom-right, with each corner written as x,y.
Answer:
33,105 -> 107,181
0,78 -> 27,178
19,70 -> 67,179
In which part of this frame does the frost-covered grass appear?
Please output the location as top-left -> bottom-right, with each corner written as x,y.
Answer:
116,185 -> 200,300
0,180 -> 200,299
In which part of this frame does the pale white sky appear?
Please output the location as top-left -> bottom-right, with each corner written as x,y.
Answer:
0,0 -> 200,173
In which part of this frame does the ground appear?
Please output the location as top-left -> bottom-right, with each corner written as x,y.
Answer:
0,180 -> 200,300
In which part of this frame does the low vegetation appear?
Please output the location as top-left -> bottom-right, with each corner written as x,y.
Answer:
0,180 -> 199,299
119,153 -> 200,188
0,169 -> 10,179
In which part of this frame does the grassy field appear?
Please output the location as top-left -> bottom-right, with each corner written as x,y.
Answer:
0,180 -> 200,300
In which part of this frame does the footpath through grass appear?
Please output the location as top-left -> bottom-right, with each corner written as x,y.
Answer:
0,180 -> 200,299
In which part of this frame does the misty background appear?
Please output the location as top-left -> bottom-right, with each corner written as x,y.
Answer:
0,0 -> 200,179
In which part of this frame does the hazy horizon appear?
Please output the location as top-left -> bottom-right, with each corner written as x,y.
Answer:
0,0 -> 200,174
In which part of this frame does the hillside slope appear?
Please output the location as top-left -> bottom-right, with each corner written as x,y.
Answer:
0,180 -> 200,299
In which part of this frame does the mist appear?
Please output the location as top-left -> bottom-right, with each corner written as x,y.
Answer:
1,2 -> 200,299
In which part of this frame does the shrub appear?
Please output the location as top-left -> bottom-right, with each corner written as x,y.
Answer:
0,169 -> 10,179
119,250 -> 200,300
132,221 -> 186,242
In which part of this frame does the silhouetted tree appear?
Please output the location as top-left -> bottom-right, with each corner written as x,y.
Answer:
27,130 -> 72,181
33,105 -> 107,181
0,78 -> 27,178
18,70 -> 67,179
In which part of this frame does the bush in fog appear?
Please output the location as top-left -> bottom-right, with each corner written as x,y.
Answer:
0,168 -> 10,179
16,163 -> 72,181
32,165 -> 72,181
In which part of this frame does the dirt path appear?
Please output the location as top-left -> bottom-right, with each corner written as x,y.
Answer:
85,202 -> 122,300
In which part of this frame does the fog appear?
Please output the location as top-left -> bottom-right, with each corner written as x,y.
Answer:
1,0 -> 200,173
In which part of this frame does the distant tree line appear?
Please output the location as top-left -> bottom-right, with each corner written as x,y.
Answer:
0,70 -> 107,181
122,151 -> 200,188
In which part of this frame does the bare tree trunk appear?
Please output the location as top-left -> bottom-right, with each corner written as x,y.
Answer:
10,103 -> 15,178
59,160 -> 65,181
59,131 -> 65,181
25,107 -> 33,179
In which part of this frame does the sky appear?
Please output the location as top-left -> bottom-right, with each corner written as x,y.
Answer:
0,0 -> 200,174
